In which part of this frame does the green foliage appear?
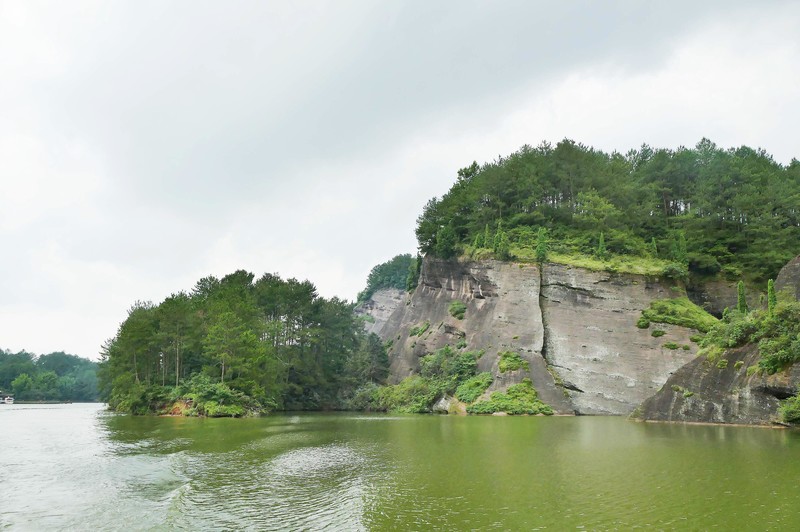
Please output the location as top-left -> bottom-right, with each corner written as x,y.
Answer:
661,262 -> 689,281
737,281 -> 748,314
663,342 -> 679,350
700,300 -> 800,375
734,360 -> 744,370
455,372 -> 493,403
467,378 -> 553,415
449,300 -> 467,320
372,376 -> 440,414
651,329 -> 666,338
434,224 -> 458,259
779,394 -> 800,424
768,279 -> 777,316
689,334 -> 704,343
357,254 -> 416,303
716,359 -> 728,368
406,254 -> 422,292
0,349 -> 99,402
498,351 -> 530,373
671,232 -> 688,264
636,316 -> 651,329
683,390 -> 694,398
596,232 -> 607,260
702,311 -> 758,350
409,322 -> 431,337
649,237 -> 658,256
495,231 -> 512,260
414,140 -> 799,285
535,227 -> 548,263
641,297 -> 718,333
420,347 -> 482,394
101,269 -> 388,415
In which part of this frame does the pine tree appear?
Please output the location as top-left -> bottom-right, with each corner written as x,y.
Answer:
535,227 -> 548,263
671,232 -> 688,264
483,225 -> 491,250
435,225 -> 458,259
649,237 -> 658,257
496,232 -> 511,260
597,232 -> 607,260
737,281 -> 748,314
473,232 -> 483,249
493,220 -> 504,253
768,279 -> 777,315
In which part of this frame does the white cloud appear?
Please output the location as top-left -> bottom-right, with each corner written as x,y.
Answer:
1,1 -> 798,359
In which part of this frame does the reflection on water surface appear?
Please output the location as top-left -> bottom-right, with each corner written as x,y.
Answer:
2,404 -> 800,530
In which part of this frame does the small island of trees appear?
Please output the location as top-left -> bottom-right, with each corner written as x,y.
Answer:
99,270 -> 389,416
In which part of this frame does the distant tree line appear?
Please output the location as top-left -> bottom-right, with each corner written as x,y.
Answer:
416,139 -> 800,283
99,270 -> 389,415
0,350 -> 99,401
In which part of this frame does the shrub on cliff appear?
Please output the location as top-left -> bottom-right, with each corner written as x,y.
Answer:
641,297 -> 718,333
467,378 -> 553,415
455,372 -> 493,403
700,300 -> 800,375
449,300 -> 467,320
498,351 -> 530,373
779,394 -> 800,424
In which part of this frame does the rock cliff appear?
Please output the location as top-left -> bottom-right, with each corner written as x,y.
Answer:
634,255 -> 800,425
635,346 -> 800,425
361,257 -> 701,416
541,264 -> 698,414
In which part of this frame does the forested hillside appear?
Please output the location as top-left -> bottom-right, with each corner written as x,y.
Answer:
416,139 -> 800,283
0,350 -> 98,401
99,270 -> 388,416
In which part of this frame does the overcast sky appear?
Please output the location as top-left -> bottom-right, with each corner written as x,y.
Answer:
2,0 -> 799,360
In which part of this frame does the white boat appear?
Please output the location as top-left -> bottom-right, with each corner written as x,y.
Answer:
2,395 -> 13,405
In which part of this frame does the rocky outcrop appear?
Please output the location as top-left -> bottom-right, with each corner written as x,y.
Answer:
636,346 -> 800,425
541,264 -> 698,415
687,279 -> 760,316
377,259 -> 572,413
776,255 -> 800,300
635,254 -> 800,425
354,288 -> 405,336
363,257 -> 701,416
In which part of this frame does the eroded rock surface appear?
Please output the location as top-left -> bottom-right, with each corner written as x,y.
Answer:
362,258 -> 701,416
776,255 -> 800,300
354,288 -> 405,336
540,264 -> 698,415
636,346 -> 800,425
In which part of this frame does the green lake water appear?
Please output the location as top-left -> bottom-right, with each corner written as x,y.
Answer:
2,403 -> 800,530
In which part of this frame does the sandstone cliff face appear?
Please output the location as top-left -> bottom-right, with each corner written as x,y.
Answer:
354,288 -> 405,336
376,259 -> 572,413
541,264 -> 698,415
636,347 -> 800,425
363,258 -> 701,416
776,255 -> 800,300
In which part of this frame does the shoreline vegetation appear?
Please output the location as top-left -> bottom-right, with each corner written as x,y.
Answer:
98,139 -> 800,421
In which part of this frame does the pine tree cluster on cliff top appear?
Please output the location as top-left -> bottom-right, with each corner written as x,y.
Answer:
416,139 -> 800,282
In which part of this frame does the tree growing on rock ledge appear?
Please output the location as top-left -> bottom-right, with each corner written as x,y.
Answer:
768,279 -> 777,315
737,281 -> 748,314
535,228 -> 548,263
434,224 -> 458,259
